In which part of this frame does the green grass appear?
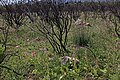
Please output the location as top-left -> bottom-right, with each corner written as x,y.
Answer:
0,17 -> 120,80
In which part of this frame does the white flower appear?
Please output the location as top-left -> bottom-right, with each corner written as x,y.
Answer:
61,56 -> 79,65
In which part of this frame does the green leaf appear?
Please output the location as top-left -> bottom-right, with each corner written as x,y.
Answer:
32,69 -> 38,74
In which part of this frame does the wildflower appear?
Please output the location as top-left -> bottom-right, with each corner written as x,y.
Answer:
24,52 -> 29,56
39,47 -> 48,54
61,56 -> 79,65
31,51 -> 36,57
61,55 -> 79,69
27,39 -> 30,42
61,56 -> 71,65
15,45 -> 20,48
85,23 -> 92,27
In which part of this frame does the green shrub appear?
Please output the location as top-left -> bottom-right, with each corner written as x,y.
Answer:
72,26 -> 91,47
73,33 -> 91,47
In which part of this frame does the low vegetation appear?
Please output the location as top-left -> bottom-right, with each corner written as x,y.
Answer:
0,0 -> 120,80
